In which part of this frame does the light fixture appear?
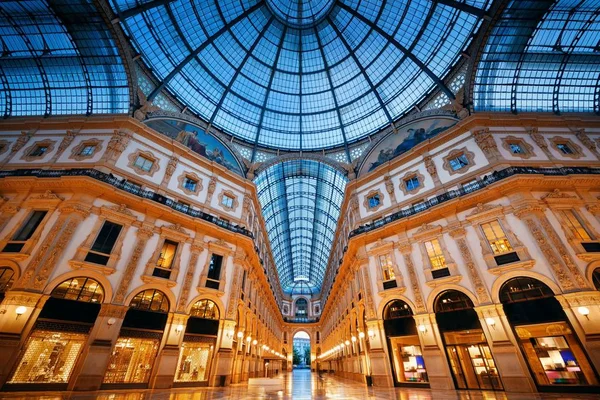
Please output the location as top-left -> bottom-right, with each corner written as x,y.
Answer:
237,331 -> 244,338
246,336 -> 252,342
367,330 -> 375,339
358,331 -> 365,339
15,306 -> 27,319
351,336 -> 357,342
107,317 -> 117,326
418,324 -> 428,333
344,340 -> 350,346
175,324 -> 184,333
485,317 -> 496,329
226,330 -> 234,339
253,339 -> 258,345
578,306 -> 590,320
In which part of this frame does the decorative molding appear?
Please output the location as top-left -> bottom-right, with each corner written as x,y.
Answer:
442,147 -> 476,176
70,139 -> 103,161
127,148 -> 160,177
206,176 -> 218,203
501,135 -> 534,159
20,139 -> 56,161
473,128 -> 500,161
177,171 -> 203,196
218,189 -> 239,212
0,140 -> 11,157
543,189 -> 578,200
384,175 -> 394,196
398,170 -> 425,196
11,131 -> 33,154
162,156 -> 178,185
363,189 -> 384,212
103,130 -> 131,162
574,129 -> 597,153
30,190 -> 62,201
106,203 -> 135,217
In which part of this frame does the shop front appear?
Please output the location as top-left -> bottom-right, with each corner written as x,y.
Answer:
102,289 -> 169,388
500,277 -> 599,391
6,277 -> 103,391
435,290 -> 503,391
383,299 -> 429,387
173,299 -> 219,387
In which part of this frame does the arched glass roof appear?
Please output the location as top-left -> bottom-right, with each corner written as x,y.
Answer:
0,0 -> 130,118
111,0 -> 491,151
255,159 -> 347,294
474,0 -> 600,114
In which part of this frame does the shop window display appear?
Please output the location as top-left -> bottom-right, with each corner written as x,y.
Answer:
9,329 -> 86,384
103,335 -> 160,384
175,339 -> 215,382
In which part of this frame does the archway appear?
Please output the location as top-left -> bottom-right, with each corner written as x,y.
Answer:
292,331 -> 310,369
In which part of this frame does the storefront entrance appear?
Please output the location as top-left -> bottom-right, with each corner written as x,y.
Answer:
435,290 -> 503,391
383,299 -> 429,387
500,277 -> 598,391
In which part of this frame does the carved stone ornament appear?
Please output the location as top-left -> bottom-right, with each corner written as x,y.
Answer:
20,139 -> 57,161
127,149 -> 160,177
69,139 -> 103,161
402,252 -> 426,312
501,136 -> 535,159
107,203 -> 135,217
528,128 -> 548,150
105,130 -> 131,161
473,128 -> 500,160
467,202 -> 500,217
98,304 -> 128,318
543,189 -> 577,200
164,156 -> 178,182
11,131 -> 33,153
114,228 -> 154,303
206,176 -> 218,201
363,189 -> 384,212
31,190 -> 63,201
218,189 -> 239,212
442,147 -> 476,176
164,223 -> 187,234
574,129 -> 596,152
423,155 -> 438,178
134,87 -> 160,121
56,130 -> 77,155
384,175 -> 394,196
177,171 -> 203,196
0,140 -> 11,157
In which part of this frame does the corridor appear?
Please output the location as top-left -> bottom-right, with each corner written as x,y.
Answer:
1,370 -> 599,400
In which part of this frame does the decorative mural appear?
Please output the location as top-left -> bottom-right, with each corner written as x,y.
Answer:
359,116 -> 458,175
145,118 -> 244,176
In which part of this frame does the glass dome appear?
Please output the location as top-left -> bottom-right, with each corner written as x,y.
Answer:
111,0 -> 490,151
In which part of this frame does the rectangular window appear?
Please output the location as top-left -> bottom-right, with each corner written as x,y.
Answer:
405,176 -> 420,191
3,210 -> 47,252
424,239 -> 447,270
481,221 -> 513,254
183,177 -> 197,191
29,145 -> 48,157
379,254 -> 396,282
84,221 -> 123,265
157,240 -> 178,269
221,194 -> 234,209
368,194 -> 381,208
134,155 -> 154,171
206,254 -> 223,289
449,154 -> 470,171
79,145 -> 96,156
556,143 -> 573,155
558,210 -> 593,241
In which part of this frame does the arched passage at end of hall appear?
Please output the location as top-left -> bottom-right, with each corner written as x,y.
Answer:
292,331 -> 311,369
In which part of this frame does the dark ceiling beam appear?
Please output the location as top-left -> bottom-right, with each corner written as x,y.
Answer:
336,1 -> 455,100
433,0 -> 488,18
116,0 -> 175,20
148,1 -> 263,101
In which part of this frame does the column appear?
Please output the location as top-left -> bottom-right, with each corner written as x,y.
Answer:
474,305 -> 536,392
449,228 -> 491,304
113,225 -> 154,304
151,313 -> 188,389
210,319 -> 236,386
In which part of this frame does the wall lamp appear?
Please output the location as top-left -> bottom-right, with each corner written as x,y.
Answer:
175,324 -> 184,334
15,306 -> 27,320
418,324 -> 428,334
367,330 -> 376,339
485,317 -> 496,329
578,306 -> 590,320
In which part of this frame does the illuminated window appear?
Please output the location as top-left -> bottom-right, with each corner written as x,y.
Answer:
130,289 -> 169,313
29,145 -> 48,157
404,176 -> 420,191
175,341 -> 215,382
448,154 -> 470,171
84,221 -> 123,265
103,337 -> 160,384
153,240 -> 178,279
79,144 -> 96,156
424,239 -> 447,270
221,194 -> 234,209
190,299 -> 219,320
481,221 -> 513,254
558,210 -> 593,241
133,155 -> 154,172
378,254 -> 396,282
0,267 -> 15,300
51,277 -> 104,303
3,210 -> 47,253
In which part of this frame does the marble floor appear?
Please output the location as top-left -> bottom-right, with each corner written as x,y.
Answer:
1,370 -> 599,400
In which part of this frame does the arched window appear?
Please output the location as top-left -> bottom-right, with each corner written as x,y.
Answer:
384,299 -> 413,319
190,299 -> 219,320
295,298 -> 308,317
0,267 -> 15,299
499,277 -> 554,304
434,290 -> 474,313
592,268 -> 600,290
51,277 -> 104,303
130,289 -> 169,312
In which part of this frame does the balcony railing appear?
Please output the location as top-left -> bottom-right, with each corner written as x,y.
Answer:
0,168 -> 253,238
350,166 -> 600,237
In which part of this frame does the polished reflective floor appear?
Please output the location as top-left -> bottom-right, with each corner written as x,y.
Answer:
1,370 -> 599,400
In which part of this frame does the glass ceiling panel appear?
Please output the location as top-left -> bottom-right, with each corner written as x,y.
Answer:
255,159 -> 347,294
0,0 -> 129,118
111,0 -> 490,151
474,0 -> 600,114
